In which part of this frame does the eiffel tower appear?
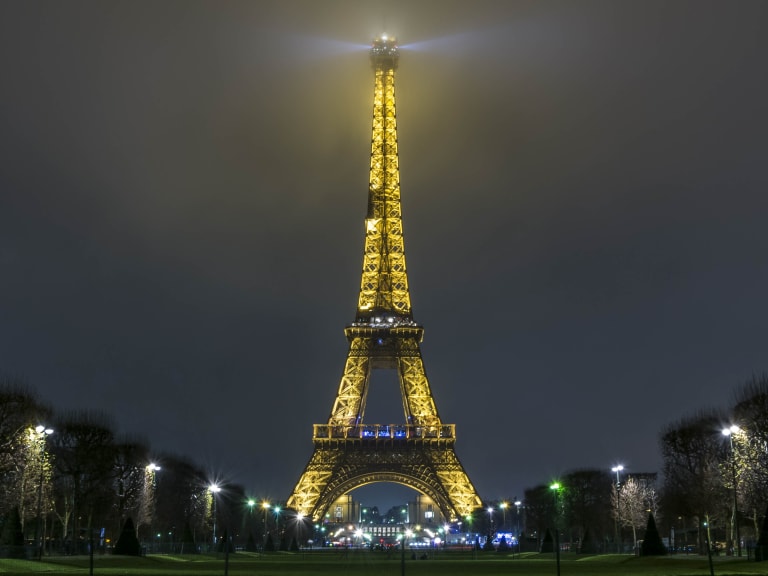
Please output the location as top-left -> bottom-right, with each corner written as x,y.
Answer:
286,36 -> 482,523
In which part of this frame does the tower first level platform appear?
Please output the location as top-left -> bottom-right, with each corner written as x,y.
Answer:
290,425 -> 480,522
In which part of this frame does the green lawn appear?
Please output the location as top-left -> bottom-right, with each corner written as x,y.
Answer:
1,551 -> 766,576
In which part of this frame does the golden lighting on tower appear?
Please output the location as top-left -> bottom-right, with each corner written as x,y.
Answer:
286,36 -> 481,523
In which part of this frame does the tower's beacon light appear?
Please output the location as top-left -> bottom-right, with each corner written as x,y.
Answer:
370,36 -> 399,70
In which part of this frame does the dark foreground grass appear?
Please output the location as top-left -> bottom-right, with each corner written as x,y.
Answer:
1,550 -> 766,576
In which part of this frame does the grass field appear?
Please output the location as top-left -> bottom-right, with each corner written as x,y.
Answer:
1,551 -> 767,576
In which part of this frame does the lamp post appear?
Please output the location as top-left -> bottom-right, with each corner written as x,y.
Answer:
274,506 -> 281,549
463,514 -> 475,557
400,528 -> 412,576
443,523 -> 450,550
550,483 -> 561,576
34,426 -> 53,560
722,425 -> 742,557
262,502 -> 270,552
247,500 -> 255,550
145,464 -> 161,552
612,465 -> 623,553
487,506 -> 494,536
296,513 -> 305,550
514,499 -> 522,557
500,502 -> 507,531
209,484 -> 221,548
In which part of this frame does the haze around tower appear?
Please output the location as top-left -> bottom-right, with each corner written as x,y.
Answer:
1,0 -> 767,512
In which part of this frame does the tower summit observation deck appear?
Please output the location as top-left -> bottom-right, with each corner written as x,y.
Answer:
286,37 -> 482,523
370,35 -> 399,70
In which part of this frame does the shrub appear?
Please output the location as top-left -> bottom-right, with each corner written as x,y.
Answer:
756,504 -> 768,562
640,513 -> 667,556
540,528 -> 554,553
0,507 -> 25,559
114,517 -> 141,556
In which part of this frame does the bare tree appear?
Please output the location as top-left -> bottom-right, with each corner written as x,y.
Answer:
730,374 -> 768,544
615,475 -> 658,548
152,453 -> 209,551
561,468 -> 613,552
0,377 -> 52,532
51,411 -> 117,553
660,410 -> 730,551
113,436 -> 150,537
524,484 -> 558,550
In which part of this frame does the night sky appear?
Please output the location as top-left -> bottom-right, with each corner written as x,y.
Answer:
2,1 -> 767,512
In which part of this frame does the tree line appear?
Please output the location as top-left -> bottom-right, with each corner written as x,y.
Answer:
2,373 -> 768,559
510,374 -> 768,558
0,375 -> 269,558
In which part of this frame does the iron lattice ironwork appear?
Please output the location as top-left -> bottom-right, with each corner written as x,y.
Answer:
287,37 -> 481,522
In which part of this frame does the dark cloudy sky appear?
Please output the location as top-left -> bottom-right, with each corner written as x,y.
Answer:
2,1 -> 767,511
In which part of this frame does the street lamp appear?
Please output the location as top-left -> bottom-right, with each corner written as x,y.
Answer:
722,425 -> 742,557
400,528 -> 412,576
612,465 -> 624,553
297,513 -> 305,549
443,523 -> 450,549
209,484 -> 221,547
34,426 -> 53,560
262,502 -> 270,553
146,464 -> 162,550
487,506 -> 494,533
274,506 -> 281,549
500,502 -> 507,531
514,499 -> 522,557
550,483 -> 561,576
144,463 -> 161,552
246,499 -> 255,551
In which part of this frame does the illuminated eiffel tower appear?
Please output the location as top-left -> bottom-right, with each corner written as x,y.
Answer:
286,37 -> 482,523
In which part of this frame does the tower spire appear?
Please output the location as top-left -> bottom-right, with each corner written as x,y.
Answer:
357,36 -> 411,321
